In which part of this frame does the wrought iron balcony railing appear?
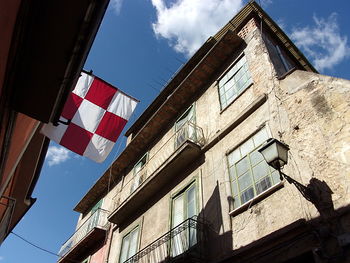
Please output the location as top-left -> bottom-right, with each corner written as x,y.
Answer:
124,216 -> 206,263
58,208 -> 109,258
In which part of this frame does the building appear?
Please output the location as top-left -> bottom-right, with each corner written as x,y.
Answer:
0,0 -> 110,244
57,2 -> 350,263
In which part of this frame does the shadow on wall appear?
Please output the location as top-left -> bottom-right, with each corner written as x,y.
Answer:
212,175 -> 350,263
198,182 -> 233,262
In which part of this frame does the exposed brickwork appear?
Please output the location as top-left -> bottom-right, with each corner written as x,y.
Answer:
238,18 -> 259,39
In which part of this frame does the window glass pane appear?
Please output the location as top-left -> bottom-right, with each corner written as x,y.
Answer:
238,170 -> 253,191
240,187 -> 254,204
240,139 -> 254,156
234,67 -> 244,81
252,161 -> 269,181
172,195 -> 184,227
176,106 -> 194,130
237,77 -> 246,91
229,166 -> 237,181
243,62 -> 249,71
236,156 -> 249,175
229,64 -> 238,75
226,88 -> 235,102
250,150 -> 264,165
120,235 -> 130,262
228,149 -> 241,165
226,77 -> 235,89
228,128 -> 277,210
187,185 -> 196,218
241,74 -> 249,86
128,228 -> 139,257
226,96 -> 234,107
227,67 -> 235,79
134,154 -> 147,174
256,177 -> 272,195
233,195 -> 240,209
253,128 -> 269,146
220,75 -> 228,86
218,55 -> 252,109
231,180 -> 238,196
220,94 -> 226,106
271,170 -> 281,185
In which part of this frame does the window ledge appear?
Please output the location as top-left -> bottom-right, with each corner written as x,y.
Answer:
220,83 -> 254,115
277,67 -> 297,80
229,181 -> 284,217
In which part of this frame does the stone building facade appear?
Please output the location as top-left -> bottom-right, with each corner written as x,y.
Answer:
57,2 -> 350,263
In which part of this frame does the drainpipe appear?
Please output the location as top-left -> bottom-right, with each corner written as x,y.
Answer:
104,223 -> 114,263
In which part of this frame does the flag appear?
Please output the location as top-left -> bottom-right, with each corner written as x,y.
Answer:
41,72 -> 138,163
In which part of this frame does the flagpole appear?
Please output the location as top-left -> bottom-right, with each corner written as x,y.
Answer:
82,69 -> 140,103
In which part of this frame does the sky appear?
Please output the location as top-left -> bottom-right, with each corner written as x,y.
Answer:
1,0 -> 350,262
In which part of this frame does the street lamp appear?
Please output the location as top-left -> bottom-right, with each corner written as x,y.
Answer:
258,138 -> 318,204
258,138 -> 289,170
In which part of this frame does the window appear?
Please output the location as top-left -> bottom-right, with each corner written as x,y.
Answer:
171,182 -> 197,256
218,55 -> 252,109
87,199 -> 102,232
130,153 -> 148,193
228,128 -> 280,210
175,105 -> 196,148
119,226 -> 140,262
264,34 -> 294,76
275,45 -> 293,73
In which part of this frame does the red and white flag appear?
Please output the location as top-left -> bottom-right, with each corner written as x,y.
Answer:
41,72 -> 138,163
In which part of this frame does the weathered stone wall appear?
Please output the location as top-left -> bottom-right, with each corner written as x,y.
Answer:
79,17 -> 350,263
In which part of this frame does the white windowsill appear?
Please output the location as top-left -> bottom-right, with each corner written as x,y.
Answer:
229,181 -> 284,217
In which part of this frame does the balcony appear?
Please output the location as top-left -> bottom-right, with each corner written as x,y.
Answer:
58,208 -> 109,263
109,122 -> 205,225
124,216 -> 207,263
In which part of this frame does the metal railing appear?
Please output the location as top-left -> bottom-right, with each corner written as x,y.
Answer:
124,216 -> 206,263
118,122 -> 205,206
58,208 -> 109,257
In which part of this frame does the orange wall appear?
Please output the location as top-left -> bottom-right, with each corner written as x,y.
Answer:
1,113 -> 39,193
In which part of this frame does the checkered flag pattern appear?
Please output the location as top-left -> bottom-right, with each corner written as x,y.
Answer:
41,72 -> 138,163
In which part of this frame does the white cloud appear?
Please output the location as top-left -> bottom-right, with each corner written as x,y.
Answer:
151,0 -> 244,57
46,146 -> 71,166
109,0 -> 124,15
260,0 -> 272,7
291,13 -> 350,72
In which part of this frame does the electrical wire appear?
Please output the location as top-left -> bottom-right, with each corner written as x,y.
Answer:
10,231 -> 82,263
11,231 -> 60,257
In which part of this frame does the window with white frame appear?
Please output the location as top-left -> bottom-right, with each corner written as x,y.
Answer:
228,128 -> 281,210
171,182 -> 197,257
218,54 -> 252,109
119,226 -> 140,262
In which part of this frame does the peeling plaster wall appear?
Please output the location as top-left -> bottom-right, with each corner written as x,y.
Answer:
74,19 -> 350,263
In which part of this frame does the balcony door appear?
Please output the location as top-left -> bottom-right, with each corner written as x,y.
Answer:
130,153 -> 148,193
88,199 -> 102,232
120,226 -> 139,262
175,105 -> 195,148
171,183 -> 197,257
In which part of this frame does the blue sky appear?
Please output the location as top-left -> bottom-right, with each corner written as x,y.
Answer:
1,0 -> 350,262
